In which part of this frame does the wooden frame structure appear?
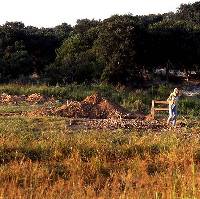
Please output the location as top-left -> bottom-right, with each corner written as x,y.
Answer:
151,100 -> 169,119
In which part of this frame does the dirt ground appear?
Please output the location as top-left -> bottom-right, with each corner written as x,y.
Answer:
0,92 -> 189,131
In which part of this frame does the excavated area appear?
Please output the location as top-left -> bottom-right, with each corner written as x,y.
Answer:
0,92 -> 185,131
27,93 -> 137,119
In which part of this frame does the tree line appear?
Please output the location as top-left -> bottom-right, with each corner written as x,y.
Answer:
1,1 -> 200,85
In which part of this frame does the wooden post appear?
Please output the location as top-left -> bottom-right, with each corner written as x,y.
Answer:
150,100 -> 169,120
151,100 -> 155,119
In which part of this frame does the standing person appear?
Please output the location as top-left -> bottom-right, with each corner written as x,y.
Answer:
167,88 -> 181,126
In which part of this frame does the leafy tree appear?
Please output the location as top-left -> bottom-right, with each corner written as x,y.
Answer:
54,23 -> 73,42
46,25 -> 102,84
3,40 -> 33,78
1,1 -> 200,84
73,19 -> 101,34
94,15 -> 138,84
177,2 -> 200,24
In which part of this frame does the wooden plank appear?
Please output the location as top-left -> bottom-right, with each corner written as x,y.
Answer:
150,99 -> 169,119
154,100 -> 169,104
152,100 -> 155,108
154,108 -> 169,111
151,100 -> 155,119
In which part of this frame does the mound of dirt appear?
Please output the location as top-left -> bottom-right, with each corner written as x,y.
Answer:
55,93 -> 135,119
0,93 -> 26,104
29,93 -> 137,119
26,93 -> 45,104
0,93 -> 46,105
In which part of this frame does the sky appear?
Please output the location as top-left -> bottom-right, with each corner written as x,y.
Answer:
0,0 -> 198,28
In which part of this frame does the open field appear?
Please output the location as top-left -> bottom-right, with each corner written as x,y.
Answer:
0,84 -> 199,198
0,116 -> 200,198
2,2 -> 200,197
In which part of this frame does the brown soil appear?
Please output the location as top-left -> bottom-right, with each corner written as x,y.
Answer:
0,93 -> 46,104
0,92 -> 148,120
0,92 -> 186,131
67,118 -> 168,131
52,93 -> 136,119
25,93 -> 138,119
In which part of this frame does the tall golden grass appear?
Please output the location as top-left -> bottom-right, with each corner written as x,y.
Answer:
0,116 -> 200,198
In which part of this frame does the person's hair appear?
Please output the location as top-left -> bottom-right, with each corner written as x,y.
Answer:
174,88 -> 179,92
173,88 -> 179,96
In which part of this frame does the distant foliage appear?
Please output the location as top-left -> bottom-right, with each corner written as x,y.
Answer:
0,21 -> 73,82
1,2 -> 200,85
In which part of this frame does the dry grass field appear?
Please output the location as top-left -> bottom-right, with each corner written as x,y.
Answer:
0,84 -> 199,198
0,115 -> 199,198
